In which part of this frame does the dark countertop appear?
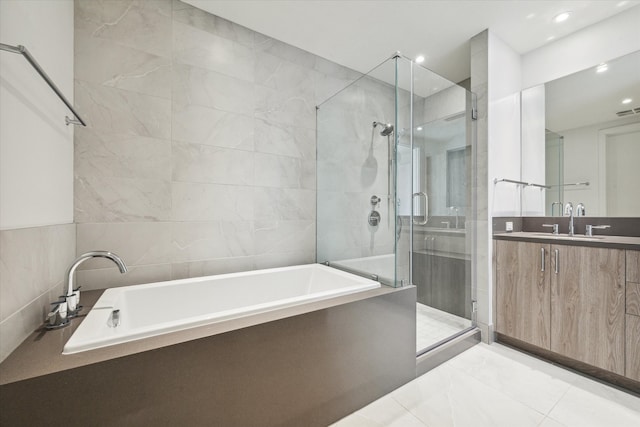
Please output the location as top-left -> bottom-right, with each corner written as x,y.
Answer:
494,232 -> 640,250
0,286 -> 400,386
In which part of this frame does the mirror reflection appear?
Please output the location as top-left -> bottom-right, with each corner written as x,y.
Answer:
541,50 -> 640,217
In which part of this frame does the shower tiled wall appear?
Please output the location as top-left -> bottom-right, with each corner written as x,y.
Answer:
73,0 -> 361,288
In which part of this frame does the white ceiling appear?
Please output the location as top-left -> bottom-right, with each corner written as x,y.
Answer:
184,0 -> 639,84
545,50 -> 640,132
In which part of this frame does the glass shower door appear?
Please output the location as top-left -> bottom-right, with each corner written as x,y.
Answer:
407,62 -> 476,355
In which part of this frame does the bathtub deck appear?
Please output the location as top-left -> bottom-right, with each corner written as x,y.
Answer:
0,286 -> 416,427
1,286 -> 398,386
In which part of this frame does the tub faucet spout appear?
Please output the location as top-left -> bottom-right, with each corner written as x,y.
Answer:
65,251 -> 127,315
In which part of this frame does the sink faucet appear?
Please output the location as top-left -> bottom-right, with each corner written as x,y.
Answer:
448,206 -> 459,229
564,202 -> 574,236
575,203 -> 585,217
65,251 -> 127,316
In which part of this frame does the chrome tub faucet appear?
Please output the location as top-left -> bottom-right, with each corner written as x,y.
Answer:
47,251 -> 128,328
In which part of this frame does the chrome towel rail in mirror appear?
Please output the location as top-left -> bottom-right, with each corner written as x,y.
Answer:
493,178 -> 550,189
0,42 -> 86,126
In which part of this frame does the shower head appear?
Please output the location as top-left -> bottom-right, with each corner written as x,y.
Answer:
372,121 -> 394,136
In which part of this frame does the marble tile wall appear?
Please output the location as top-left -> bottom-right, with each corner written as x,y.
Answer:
316,68 -> 398,266
470,30 -> 491,342
0,224 -> 76,361
73,0 -> 361,288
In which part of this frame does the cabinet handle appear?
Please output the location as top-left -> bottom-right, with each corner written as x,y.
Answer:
554,249 -> 559,274
540,247 -> 545,272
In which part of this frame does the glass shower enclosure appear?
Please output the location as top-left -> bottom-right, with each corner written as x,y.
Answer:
316,54 -> 477,355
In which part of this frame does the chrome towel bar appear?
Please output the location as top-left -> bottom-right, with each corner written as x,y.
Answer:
0,42 -> 86,126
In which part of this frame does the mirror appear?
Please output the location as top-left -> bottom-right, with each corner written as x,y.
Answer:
526,50 -> 640,217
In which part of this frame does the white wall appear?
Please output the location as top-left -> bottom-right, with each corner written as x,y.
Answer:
520,85 -> 545,216
488,31 -> 522,218
561,116 -> 640,216
522,6 -> 640,89
0,0 -> 74,230
0,0 -> 76,363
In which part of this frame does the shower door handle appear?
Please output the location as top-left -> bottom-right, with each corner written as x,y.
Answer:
412,192 -> 428,225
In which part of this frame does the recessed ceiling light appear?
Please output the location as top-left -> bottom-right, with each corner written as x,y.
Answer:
622,98 -> 633,104
596,63 -> 608,73
417,126 -> 423,131
553,12 -> 571,23
415,55 -> 425,64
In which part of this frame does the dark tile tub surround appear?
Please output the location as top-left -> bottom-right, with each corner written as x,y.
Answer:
0,287 -> 416,426
494,217 -> 640,237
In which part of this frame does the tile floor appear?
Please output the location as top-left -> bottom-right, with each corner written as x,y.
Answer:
416,303 -> 472,351
332,343 -> 640,427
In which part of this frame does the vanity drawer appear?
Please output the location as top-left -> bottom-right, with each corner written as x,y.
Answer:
627,250 -> 640,283
628,282 -> 640,317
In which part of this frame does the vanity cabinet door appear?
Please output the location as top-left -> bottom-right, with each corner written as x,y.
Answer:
550,245 -> 625,375
496,240 -> 551,349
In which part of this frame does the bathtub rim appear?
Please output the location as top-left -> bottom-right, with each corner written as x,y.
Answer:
63,264 -> 381,355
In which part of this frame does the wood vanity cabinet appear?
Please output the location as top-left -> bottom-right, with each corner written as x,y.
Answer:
495,240 -> 626,375
550,245 -> 625,375
495,240 -> 550,349
626,250 -> 640,382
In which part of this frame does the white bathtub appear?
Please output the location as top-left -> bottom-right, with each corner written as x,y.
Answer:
63,264 -> 380,354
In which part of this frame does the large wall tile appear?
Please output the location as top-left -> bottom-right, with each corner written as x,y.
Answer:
171,256 -> 256,280
0,224 -> 75,322
253,188 -> 315,221
75,36 -> 172,99
172,1 -> 253,48
75,127 -> 171,181
172,63 -> 255,115
172,142 -> 254,185
254,220 -> 315,256
253,152 -> 305,189
254,119 -> 315,159
172,103 -> 254,150
0,290 -> 56,363
75,0 -> 172,58
67,0 -> 397,295
254,84 -> 316,129
75,175 -> 171,223
173,20 -> 254,82
76,222 -> 172,270
0,224 -> 74,362
75,264 -> 172,291
172,182 -> 254,221
255,51 -> 317,93
253,34 -> 316,70
254,251 -> 316,270
75,80 -> 171,139
171,221 -> 254,262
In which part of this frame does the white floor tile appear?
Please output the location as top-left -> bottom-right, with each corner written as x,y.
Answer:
330,396 -> 426,427
334,343 -> 640,427
538,417 -> 568,427
547,384 -> 640,427
446,343 -> 571,414
392,364 -> 545,427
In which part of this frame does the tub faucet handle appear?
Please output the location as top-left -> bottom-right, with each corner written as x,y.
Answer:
46,299 -> 69,330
